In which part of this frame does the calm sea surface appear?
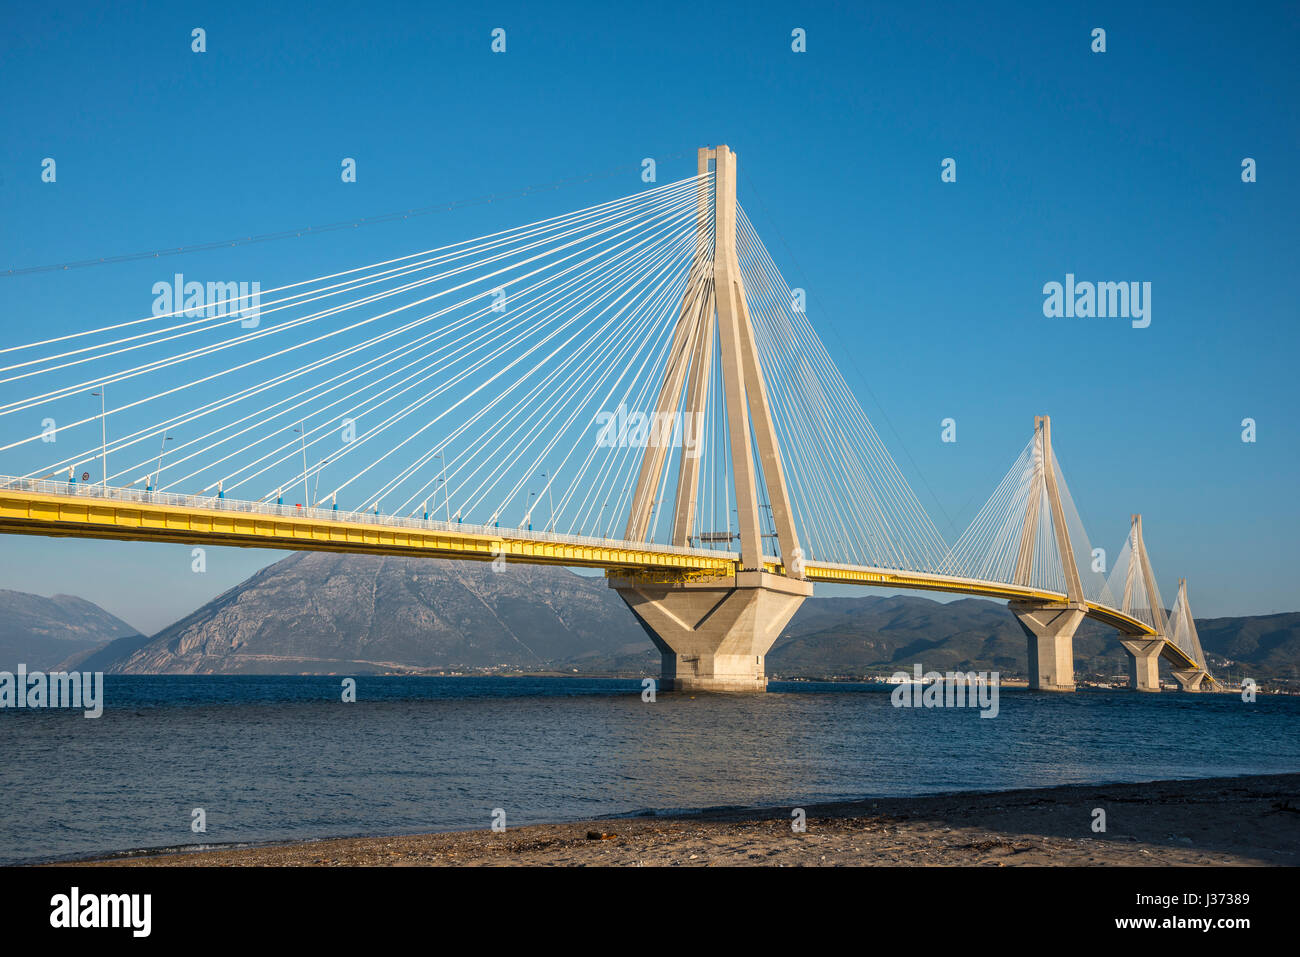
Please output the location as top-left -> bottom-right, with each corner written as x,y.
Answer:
1,676 -> 1297,864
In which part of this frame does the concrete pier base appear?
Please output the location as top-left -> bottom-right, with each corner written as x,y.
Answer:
1119,638 -> 1164,692
1010,600 -> 1084,691
610,571 -> 812,693
1172,669 -> 1207,692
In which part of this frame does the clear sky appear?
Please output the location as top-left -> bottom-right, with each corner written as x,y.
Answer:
1,0 -> 1296,633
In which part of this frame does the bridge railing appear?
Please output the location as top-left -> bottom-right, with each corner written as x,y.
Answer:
0,475 -> 736,562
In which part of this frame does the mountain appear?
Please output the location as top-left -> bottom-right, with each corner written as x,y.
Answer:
764,595 -> 1296,682
18,552 -> 1294,681
0,589 -> 144,671
770,595 -> 1034,676
101,552 -> 648,674
767,595 -> 1134,678
1195,613 -> 1300,679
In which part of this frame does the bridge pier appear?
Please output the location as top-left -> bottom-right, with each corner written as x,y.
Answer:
610,572 -> 811,692
1010,601 -> 1083,691
1119,638 -> 1164,692
1171,669 -> 1206,692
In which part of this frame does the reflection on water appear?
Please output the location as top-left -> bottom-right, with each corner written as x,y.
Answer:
1,676 -> 1297,864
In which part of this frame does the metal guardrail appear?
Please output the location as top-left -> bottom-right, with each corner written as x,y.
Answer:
0,474 -> 738,562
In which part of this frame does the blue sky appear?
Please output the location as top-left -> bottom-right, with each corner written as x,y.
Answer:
1,0 -> 1296,632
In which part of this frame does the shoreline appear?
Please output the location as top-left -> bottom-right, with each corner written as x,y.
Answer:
57,772 -> 1300,867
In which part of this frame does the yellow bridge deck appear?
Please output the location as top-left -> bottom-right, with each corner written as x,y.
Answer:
0,478 -> 1206,675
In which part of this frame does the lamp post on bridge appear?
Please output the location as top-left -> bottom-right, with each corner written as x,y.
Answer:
540,471 -> 555,532
292,422 -> 311,506
312,456 -> 331,509
434,452 -> 451,522
90,388 -> 107,487
151,434 -> 172,492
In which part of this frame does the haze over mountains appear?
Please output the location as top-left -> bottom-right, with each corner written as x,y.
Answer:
3,553 -> 1294,683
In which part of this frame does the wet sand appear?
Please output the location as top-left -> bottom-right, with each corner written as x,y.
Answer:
68,773 -> 1300,867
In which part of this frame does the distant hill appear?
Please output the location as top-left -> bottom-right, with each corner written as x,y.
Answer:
770,595 -> 1035,676
0,589 -> 143,671
1195,613 -> 1300,680
5,554 -> 1294,682
765,595 -> 1291,683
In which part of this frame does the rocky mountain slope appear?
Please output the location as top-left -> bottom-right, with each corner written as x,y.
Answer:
101,552 -> 647,674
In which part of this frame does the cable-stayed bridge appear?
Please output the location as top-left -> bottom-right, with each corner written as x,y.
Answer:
0,146 -> 1216,693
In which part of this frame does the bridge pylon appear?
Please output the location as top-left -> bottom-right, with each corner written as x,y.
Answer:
1119,637 -> 1165,692
1167,578 -> 1215,692
610,145 -> 811,693
1116,514 -> 1167,692
1008,416 -> 1086,691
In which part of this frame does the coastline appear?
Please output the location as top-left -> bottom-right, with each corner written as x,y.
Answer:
60,772 -> 1300,867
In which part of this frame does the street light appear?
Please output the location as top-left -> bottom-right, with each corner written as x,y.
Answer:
312,455 -> 331,509
152,434 -> 173,491
292,422 -> 310,505
540,470 -> 556,532
90,389 -> 107,487
435,477 -> 452,524
434,452 -> 450,522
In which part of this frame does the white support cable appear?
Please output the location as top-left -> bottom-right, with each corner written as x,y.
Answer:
170,193 -> 701,495
1,179 -> 709,418
568,288 -> 687,539
939,438 -> 1036,582
320,200 -> 704,506
223,204 -> 701,501
556,265 -> 709,537
20,179 -> 705,480
381,216 -> 696,519
256,193 -> 701,506
433,229 -> 698,527
0,173 -> 712,360
737,209 -> 951,570
740,209 -> 935,563
0,176 -> 708,433
437,222 -> 699,522
742,230 -> 874,562
737,237 -> 846,560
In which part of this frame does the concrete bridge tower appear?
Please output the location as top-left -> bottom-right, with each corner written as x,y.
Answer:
609,145 -> 811,692
1116,514 -> 1168,692
1008,416 -> 1087,691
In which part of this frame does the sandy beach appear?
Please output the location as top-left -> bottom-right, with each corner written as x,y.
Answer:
66,772 -> 1300,867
